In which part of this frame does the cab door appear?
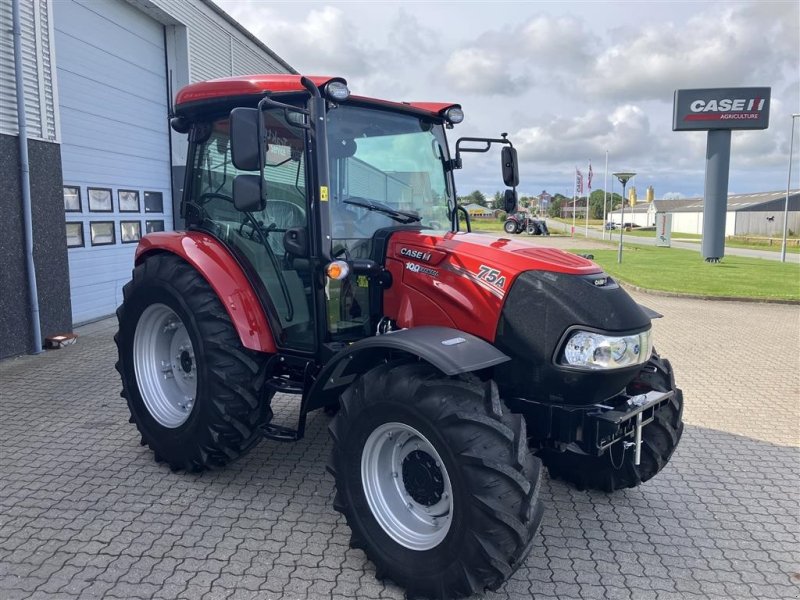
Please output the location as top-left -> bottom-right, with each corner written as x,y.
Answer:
187,111 -> 316,353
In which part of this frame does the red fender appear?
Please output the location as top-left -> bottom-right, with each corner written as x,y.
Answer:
135,231 -> 277,354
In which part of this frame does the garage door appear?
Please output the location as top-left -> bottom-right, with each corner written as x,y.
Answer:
55,0 -> 172,324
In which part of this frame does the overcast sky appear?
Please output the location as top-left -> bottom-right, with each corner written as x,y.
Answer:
217,0 -> 799,200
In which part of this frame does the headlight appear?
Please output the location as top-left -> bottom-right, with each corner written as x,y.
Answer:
325,81 -> 350,101
445,107 -> 464,124
560,329 -> 652,370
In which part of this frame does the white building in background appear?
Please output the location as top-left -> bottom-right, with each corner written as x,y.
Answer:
607,190 -> 800,236
1,0 -> 294,358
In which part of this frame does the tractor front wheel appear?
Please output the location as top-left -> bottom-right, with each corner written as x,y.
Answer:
539,353 -> 683,492
115,254 -> 273,472
503,220 -> 518,234
328,362 -> 543,598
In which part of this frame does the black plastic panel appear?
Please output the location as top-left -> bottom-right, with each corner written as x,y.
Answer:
494,270 -> 652,405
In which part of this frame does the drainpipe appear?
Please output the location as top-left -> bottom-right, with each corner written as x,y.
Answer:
12,0 -> 43,354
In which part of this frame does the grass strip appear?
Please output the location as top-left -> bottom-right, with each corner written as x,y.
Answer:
570,245 -> 800,301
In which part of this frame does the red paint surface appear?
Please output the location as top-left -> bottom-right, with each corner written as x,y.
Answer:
135,232 -> 276,354
175,74 -> 461,120
175,75 -> 343,106
384,231 -> 601,342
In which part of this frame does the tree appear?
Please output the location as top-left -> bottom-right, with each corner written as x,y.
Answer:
492,191 -> 503,209
457,189 -> 487,207
587,189 -> 623,220
468,190 -> 487,207
548,195 -> 565,218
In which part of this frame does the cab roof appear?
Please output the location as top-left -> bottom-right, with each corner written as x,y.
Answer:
174,74 -> 460,119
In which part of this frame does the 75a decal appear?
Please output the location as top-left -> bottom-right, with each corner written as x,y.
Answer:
476,265 -> 506,289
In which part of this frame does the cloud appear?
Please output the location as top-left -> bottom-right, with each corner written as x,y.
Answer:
519,15 -> 593,69
512,104 -> 655,164
223,4 -> 375,76
581,2 -> 799,101
444,48 -> 530,95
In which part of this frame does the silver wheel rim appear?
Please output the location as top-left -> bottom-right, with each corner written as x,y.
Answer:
133,303 -> 197,428
361,422 -> 453,551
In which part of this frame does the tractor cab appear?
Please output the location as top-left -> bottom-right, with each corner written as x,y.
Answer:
172,75 -> 518,359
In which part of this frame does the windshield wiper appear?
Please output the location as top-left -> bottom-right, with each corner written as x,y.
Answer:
343,197 -> 422,224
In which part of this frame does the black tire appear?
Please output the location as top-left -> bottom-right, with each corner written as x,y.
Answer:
539,353 -> 683,492
115,253 -> 273,472
328,362 -> 543,599
503,220 -> 517,234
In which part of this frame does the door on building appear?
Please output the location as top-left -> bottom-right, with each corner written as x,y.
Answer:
55,0 -> 171,324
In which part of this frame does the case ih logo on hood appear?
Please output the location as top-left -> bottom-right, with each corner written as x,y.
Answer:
685,97 -> 766,122
400,247 -> 432,262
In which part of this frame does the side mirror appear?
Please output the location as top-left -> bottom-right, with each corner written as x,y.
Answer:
233,174 -> 265,212
501,146 -> 519,187
503,189 -> 518,214
283,227 -> 309,257
230,108 -> 262,171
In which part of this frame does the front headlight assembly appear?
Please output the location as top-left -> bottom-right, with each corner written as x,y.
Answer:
560,329 -> 653,370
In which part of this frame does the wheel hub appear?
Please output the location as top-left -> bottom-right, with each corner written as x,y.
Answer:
179,350 -> 193,373
361,422 -> 453,551
402,450 -> 444,506
133,304 -> 197,428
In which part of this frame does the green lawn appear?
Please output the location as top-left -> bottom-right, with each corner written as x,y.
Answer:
570,245 -> 800,301
466,219 -> 507,232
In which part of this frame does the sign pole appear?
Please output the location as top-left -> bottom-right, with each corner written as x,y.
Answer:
673,87 -> 771,262
781,114 -> 799,262
701,130 -> 731,262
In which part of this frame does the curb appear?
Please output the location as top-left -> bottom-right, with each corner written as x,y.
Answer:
619,282 -> 800,306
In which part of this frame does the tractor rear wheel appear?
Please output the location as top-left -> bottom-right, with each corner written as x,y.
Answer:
503,220 -> 517,234
328,362 -> 543,599
115,253 -> 273,472
539,353 -> 683,492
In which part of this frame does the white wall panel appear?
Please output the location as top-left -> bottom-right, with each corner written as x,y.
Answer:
0,0 -> 58,141
55,0 -> 171,324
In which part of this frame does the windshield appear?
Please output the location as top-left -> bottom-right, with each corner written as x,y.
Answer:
327,105 -> 452,241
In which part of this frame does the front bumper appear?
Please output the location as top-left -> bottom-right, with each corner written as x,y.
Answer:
513,387 -> 674,458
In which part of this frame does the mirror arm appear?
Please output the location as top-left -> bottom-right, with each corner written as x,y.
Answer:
456,205 -> 472,233
257,95 -> 310,116
453,134 -> 514,170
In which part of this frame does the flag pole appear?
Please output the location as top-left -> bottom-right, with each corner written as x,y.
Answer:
585,160 -> 591,239
603,150 -> 609,240
572,166 -> 577,237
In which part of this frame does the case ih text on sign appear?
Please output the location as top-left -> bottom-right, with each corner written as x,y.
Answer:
673,87 -> 770,131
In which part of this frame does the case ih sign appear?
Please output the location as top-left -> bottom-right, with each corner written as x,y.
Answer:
673,87 -> 771,131
672,86 -> 771,262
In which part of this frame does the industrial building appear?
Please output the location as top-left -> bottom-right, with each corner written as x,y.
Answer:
1,0 -> 294,358
607,189 -> 800,236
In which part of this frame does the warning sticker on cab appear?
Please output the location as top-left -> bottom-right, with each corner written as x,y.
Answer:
320,186 -> 329,201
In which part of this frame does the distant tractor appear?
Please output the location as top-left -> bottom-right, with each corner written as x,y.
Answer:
504,211 -> 550,235
116,74 -> 683,599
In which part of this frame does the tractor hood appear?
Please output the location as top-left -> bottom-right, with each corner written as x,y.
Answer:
390,230 -> 602,280
382,229 -> 653,405
382,230 -> 605,344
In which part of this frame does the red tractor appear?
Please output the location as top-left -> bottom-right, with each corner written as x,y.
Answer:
116,75 -> 683,599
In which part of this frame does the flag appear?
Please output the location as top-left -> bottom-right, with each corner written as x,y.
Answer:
575,168 -> 583,194
587,163 -> 593,190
